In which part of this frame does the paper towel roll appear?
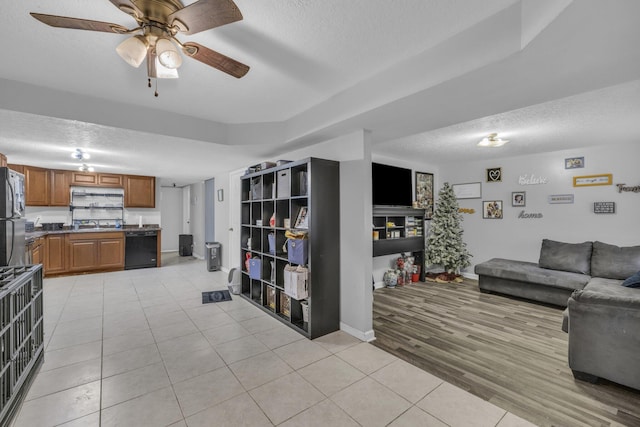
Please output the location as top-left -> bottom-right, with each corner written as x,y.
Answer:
138,216 -> 143,228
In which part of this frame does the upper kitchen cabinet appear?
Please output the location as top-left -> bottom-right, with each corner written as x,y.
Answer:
70,171 -> 98,186
24,166 -> 49,206
125,175 -> 155,208
71,172 -> 124,188
98,173 -> 124,187
49,169 -> 71,206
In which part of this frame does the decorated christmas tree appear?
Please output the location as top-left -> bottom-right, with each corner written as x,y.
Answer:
425,182 -> 471,281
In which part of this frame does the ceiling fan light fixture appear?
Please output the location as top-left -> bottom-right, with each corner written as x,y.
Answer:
78,164 -> 94,172
478,133 -> 509,147
116,35 -> 149,68
148,51 -> 179,79
71,149 -> 90,160
156,38 -> 182,69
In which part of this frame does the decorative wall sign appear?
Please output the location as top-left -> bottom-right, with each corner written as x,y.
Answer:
415,171 -> 434,219
486,167 -> 502,182
452,182 -> 482,199
458,208 -> 476,214
518,211 -> 543,219
565,157 -> 584,169
482,200 -> 503,219
548,194 -> 574,204
512,191 -> 526,207
616,183 -> 640,193
518,174 -> 548,185
573,174 -> 612,187
593,202 -> 616,214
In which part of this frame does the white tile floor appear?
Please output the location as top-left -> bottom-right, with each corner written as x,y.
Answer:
11,256 -> 536,427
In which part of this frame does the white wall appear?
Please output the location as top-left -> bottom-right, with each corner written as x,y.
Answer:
159,187 -> 183,252
438,141 -> 640,275
188,182 -> 206,259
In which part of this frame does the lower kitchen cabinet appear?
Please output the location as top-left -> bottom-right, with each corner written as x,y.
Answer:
31,237 -> 44,265
45,235 -> 66,275
67,232 -> 124,273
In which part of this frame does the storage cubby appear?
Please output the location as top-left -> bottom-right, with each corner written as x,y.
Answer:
239,158 -> 340,339
373,206 -> 426,280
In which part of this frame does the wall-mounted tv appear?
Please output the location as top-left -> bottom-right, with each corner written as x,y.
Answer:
372,162 -> 413,207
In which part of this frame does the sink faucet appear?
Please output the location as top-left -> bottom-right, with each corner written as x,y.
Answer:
85,220 -> 99,228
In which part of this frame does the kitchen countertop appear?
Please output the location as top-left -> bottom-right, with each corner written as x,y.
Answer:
26,224 -> 162,243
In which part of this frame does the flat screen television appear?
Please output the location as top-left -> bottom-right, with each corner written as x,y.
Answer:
372,162 -> 413,207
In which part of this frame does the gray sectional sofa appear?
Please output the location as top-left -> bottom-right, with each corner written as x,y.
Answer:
475,239 -> 640,390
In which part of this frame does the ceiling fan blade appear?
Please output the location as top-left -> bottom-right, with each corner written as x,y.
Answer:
168,0 -> 242,35
182,42 -> 249,78
30,13 -> 129,33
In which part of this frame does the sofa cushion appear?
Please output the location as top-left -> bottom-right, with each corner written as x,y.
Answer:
590,241 -> 640,280
622,271 -> 640,288
475,258 -> 590,290
538,239 -> 593,275
573,277 -> 640,309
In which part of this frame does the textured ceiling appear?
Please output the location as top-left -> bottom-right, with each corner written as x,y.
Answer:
1,0 -> 639,186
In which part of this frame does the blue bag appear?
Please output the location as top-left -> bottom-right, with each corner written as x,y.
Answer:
249,257 -> 262,280
287,239 -> 308,265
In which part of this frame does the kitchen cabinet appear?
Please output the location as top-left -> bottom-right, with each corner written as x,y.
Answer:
25,236 -> 44,265
67,232 -> 124,272
24,166 -> 49,206
98,173 -> 124,187
125,175 -> 156,208
49,169 -> 71,206
70,171 -> 98,186
32,237 -> 43,265
9,163 -> 155,208
71,172 -> 125,188
45,234 -> 66,275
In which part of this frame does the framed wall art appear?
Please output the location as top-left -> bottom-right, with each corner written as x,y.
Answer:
486,167 -> 502,183
483,200 -> 503,219
573,174 -> 612,187
415,171 -> 434,219
512,191 -> 526,207
452,182 -> 482,199
565,157 -> 584,169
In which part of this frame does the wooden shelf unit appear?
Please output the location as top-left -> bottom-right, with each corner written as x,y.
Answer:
240,158 -> 340,339
373,206 -> 426,280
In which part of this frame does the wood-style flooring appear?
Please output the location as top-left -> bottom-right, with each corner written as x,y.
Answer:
372,279 -> 640,427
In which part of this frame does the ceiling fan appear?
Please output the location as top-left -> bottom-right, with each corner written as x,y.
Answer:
31,0 -> 249,93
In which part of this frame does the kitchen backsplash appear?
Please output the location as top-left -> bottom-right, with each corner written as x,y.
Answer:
26,206 -> 161,228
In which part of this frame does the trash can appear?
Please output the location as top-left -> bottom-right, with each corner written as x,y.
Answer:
228,267 -> 241,294
179,234 -> 193,256
206,242 -> 222,271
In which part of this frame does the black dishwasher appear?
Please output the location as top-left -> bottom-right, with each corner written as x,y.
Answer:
125,230 -> 158,270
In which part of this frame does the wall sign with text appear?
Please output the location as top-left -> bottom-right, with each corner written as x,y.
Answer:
593,202 -> 616,214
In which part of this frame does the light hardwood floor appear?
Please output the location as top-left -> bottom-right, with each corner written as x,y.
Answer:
372,279 -> 640,427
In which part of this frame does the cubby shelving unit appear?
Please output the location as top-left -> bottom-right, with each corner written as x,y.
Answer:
240,157 -> 340,339
373,206 -> 426,280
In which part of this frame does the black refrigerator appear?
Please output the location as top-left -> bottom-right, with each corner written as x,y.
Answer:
0,167 -> 26,266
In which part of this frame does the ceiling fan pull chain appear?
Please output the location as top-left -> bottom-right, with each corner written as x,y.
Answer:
155,79 -> 159,97
148,78 -> 152,88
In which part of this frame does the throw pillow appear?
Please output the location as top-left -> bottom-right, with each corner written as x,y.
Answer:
591,241 -> 640,280
622,271 -> 640,288
538,239 -> 593,275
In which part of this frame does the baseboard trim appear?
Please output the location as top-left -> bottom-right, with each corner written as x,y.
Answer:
463,272 -> 479,280
340,322 -> 376,342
